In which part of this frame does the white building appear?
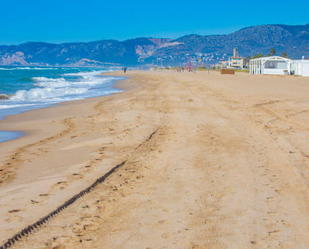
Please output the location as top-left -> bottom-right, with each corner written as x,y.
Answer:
291,60 -> 309,77
249,56 -> 291,75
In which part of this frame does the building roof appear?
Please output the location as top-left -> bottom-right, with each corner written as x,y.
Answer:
250,56 -> 291,62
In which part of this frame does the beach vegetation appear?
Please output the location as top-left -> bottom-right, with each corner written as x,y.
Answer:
252,53 -> 263,59
197,66 -> 208,71
235,69 -> 249,73
244,56 -> 251,65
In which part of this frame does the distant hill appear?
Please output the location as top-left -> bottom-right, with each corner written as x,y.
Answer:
162,24 -> 309,58
0,24 -> 308,66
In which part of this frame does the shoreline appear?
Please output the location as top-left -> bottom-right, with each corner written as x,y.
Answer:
0,71 -> 132,187
1,70 -> 309,248
0,131 -> 24,143
0,70 -> 142,243
0,73 -> 125,143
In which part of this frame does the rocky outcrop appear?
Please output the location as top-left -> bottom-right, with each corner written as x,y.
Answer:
0,52 -> 28,66
0,94 -> 9,100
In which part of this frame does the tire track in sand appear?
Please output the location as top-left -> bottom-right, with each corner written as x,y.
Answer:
0,129 -> 158,249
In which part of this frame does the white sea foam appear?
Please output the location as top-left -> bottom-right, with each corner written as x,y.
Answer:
11,87 -> 89,102
0,103 -> 37,109
0,70 -> 122,113
35,81 -> 71,88
32,77 -> 71,88
0,67 -> 31,70
31,67 -> 57,70
32,77 -> 66,82
0,67 -> 57,70
63,70 -> 107,77
0,69 -> 122,143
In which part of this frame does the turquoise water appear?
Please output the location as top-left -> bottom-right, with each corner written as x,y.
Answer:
0,131 -> 23,143
0,66 -> 123,142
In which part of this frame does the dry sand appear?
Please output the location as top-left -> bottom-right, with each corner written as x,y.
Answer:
1,70 -> 309,248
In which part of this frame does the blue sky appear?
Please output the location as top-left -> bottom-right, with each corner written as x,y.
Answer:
0,0 -> 308,45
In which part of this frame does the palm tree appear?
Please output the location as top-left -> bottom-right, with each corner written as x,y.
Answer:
252,53 -> 263,59
270,48 -> 276,56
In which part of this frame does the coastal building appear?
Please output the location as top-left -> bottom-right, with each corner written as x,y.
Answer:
230,57 -> 244,69
219,48 -> 245,69
291,59 -> 309,77
230,48 -> 245,69
219,60 -> 229,68
249,56 -> 291,75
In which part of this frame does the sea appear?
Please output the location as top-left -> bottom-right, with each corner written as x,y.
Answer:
0,66 -> 123,143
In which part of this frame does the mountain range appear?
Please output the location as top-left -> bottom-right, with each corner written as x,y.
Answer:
0,24 -> 308,67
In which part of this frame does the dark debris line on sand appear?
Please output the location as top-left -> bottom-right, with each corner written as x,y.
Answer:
0,160 -> 127,249
0,129 -> 158,249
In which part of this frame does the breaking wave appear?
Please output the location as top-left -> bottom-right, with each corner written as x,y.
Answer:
0,67 -> 58,70
0,70 -> 123,109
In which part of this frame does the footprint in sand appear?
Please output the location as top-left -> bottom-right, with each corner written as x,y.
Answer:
68,173 -> 84,181
190,243 -> 202,249
6,215 -> 23,222
8,209 -> 22,213
162,233 -> 172,239
51,245 -> 66,249
51,181 -> 68,190
158,220 -> 169,225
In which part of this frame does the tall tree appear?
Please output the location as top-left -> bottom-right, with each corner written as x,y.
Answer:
270,48 -> 276,56
252,53 -> 263,59
244,56 -> 251,65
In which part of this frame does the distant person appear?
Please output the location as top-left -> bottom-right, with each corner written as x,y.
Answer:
124,67 -> 127,73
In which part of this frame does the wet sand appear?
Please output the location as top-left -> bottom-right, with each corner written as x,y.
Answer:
1,70 -> 309,248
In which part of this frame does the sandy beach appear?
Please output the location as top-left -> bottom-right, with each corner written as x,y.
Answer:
1,70 -> 309,248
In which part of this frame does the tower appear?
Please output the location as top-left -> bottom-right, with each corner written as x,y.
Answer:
233,48 -> 238,58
